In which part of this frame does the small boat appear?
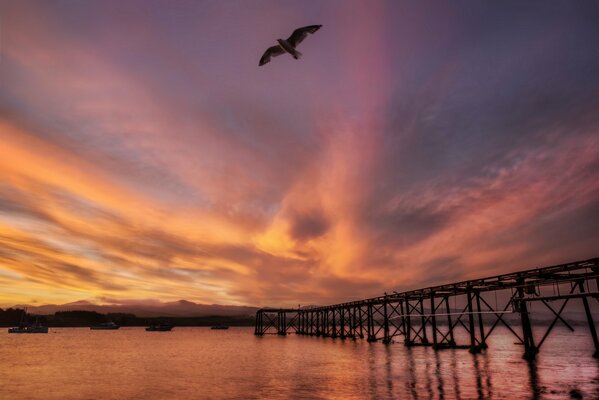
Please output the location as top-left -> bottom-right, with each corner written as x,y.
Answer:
90,322 -> 120,330
8,322 -> 48,334
211,325 -> 229,330
8,325 -> 49,334
146,323 -> 173,332
7,310 -> 48,334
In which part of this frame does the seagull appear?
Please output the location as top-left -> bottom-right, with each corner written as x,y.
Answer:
259,25 -> 322,66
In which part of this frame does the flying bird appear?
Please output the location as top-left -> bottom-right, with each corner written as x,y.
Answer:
259,25 -> 322,66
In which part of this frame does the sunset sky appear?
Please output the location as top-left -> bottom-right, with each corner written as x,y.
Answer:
0,0 -> 597,308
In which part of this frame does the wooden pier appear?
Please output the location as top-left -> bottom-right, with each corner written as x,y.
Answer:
255,258 -> 599,360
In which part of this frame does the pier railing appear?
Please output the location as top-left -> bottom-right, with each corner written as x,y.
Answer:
254,258 -> 599,360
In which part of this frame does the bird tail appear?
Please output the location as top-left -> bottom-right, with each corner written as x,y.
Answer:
293,50 -> 303,60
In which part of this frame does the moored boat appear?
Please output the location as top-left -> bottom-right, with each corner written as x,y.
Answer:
90,322 -> 120,330
211,325 -> 229,330
146,323 -> 173,332
8,323 -> 48,334
7,310 -> 48,334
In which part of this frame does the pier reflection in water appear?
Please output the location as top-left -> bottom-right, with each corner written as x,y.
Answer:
366,335 -> 590,400
1,326 -> 598,399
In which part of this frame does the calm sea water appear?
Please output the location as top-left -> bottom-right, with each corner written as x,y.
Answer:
1,326 -> 598,399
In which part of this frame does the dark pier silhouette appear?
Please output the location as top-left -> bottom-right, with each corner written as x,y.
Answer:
255,258 -> 599,360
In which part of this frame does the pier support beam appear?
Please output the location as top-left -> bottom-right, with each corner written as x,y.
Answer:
579,281 -> 599,358
382,299 -> 390,344
340,308 -> 346,339
430,293 -> 438,348
302,311 -> 306,335
404,296 -> 412,346
420,296 -> 429,345
476,291 -> 487,349
467,286 -> 480,353
444,296 -> 455,346
517,278 -> 538,360
400,300 -> 407,341
254,311 -> 263,335
367,303 -> 376,342
358,306 -> 365,339
332,309 -> 337,338
277,312 -> 286,335
315,311 -> 320,336
350,307 -> 357,339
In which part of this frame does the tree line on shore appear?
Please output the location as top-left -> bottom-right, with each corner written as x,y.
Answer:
0,308 -> 254,327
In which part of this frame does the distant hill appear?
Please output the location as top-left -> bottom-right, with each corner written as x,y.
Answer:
11,299 -> 259,317
10,300 -> 594,324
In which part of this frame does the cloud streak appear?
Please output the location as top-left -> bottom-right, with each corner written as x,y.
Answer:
0,0 -> 597,308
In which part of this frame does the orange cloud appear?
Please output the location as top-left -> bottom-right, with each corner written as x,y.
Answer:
0,0 -> 597,309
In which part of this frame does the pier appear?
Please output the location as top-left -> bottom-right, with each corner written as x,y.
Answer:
255,258 -> 599,360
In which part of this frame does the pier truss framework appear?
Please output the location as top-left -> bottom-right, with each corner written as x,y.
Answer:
255,258 -> 599,360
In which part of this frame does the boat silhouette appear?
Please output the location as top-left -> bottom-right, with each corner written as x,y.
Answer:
146,323 -> 173,331
7,309 -> 48,334
90,322 -> 120,330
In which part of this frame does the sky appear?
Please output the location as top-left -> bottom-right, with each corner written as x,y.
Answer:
0,0 -> 597,308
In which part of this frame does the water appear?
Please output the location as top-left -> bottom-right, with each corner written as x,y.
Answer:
1,326 -> 598,399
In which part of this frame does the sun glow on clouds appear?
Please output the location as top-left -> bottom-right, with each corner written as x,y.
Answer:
0,1 -> 598,308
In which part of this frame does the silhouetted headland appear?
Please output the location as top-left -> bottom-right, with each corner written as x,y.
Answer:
0,308 -> 254,328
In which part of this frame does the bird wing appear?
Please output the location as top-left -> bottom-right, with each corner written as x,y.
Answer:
259,45 -> 286,66
287,25 -> 322,48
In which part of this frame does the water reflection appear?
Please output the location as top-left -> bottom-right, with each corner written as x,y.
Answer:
383,345 -> 394,398
404,348 -> 419,399
433,351 -> 445,399
393,347 -> 501,400
366,343 -> 380,398
423,352 -> 434,399
592,375 -> 599,399
481,353 -> 492,396
415,349 -> 495,400
1,327 -> 598,399
472,353 -> 493,399
527,359 -> 541,400
448,350 -> 462,399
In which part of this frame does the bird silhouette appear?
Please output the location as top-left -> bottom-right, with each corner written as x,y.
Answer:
259,25 -> 322,66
